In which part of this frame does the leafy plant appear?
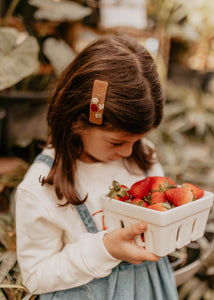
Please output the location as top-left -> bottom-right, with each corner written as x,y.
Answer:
148,80 -> 214,192
0,191 -> 28,299
146,0 -> 214,41
0,157 -> 29,299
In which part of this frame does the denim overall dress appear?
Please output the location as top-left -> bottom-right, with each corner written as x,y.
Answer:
35,154 -> 178,300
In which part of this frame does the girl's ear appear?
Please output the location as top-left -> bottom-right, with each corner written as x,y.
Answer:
71,116 -> 89,135
75,112 -> 90,126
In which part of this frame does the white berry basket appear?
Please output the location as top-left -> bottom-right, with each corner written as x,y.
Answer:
103,191 -> 214,256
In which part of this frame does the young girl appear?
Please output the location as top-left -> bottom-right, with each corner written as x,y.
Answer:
16,34 -> 178,299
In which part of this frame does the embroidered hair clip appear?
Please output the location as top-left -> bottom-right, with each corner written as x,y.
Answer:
89,80 -> 108,125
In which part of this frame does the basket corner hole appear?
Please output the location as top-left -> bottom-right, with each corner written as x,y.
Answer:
191,218 -> 197,234
176,225 -> 182,242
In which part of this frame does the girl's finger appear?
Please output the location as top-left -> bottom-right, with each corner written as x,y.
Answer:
121,222 -> 147,241
119,245 -> 160,264
127,246 -> 160,263
138,247 -> 160,262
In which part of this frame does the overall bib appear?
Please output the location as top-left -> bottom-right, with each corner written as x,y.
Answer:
35,154 -> 178,300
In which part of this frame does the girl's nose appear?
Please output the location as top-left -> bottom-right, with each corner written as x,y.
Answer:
118,143 -> 133,158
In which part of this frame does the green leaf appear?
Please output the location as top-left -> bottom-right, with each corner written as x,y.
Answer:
43,38 -> 76,76
29,0 -> 92,22
0,251 -> 17,283
0,27 -> 39,90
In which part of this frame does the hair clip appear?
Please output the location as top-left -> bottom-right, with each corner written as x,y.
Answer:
89,80 -> 108,125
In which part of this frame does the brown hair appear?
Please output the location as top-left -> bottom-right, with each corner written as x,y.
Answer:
42,34 -> 165,205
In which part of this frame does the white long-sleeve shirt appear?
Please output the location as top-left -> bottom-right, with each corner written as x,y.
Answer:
15,146 -> 164,294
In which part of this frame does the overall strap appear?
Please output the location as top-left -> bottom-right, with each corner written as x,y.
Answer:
34,154 -> 98,233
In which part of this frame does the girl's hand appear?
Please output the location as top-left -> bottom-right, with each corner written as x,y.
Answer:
103,222 -> 160,264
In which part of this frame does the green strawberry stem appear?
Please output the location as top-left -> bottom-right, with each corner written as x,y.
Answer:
106,180 -> 129,198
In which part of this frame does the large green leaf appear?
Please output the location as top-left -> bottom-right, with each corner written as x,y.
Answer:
0,27 -> 39,91
43,37 -> 76,76
28,0 -> 92,21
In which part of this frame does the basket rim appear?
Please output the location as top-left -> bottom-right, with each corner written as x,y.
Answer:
103,190 -> 214,226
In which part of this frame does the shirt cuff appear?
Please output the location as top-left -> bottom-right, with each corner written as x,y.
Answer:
80,231 -> 121,278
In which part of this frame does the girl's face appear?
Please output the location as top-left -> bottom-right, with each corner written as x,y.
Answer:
80,127 -> 144,163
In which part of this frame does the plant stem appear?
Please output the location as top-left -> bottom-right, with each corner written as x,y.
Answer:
3,0 -> 21,26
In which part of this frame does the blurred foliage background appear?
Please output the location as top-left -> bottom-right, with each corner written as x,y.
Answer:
0,0 -> 214,299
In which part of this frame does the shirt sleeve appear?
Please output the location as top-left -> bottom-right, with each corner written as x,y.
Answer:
15,189 -> 120,294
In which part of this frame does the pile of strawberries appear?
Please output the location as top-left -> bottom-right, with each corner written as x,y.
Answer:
106,176 -> 204,212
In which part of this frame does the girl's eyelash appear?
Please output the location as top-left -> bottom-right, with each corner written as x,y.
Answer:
111,142 -> 123,146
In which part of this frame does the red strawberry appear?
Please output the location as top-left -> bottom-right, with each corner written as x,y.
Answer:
148,202 -> 170,212
106,180 -> 130,201
164,187 -> 193,206
150,176 -> 177,192
130,177 -> 151,199
181,183 -> 204,200
145,191 -> 168,205
130,198 -> 149,207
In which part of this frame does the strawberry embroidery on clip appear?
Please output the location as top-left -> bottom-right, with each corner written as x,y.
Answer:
89,80 -> 108,125
90,96 -> 104,119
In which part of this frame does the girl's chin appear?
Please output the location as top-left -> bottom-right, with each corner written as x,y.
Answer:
80,153 -> 123,163
108,156 -> 123,161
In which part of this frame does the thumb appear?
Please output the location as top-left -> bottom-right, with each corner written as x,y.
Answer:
121,221 -> 147,241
